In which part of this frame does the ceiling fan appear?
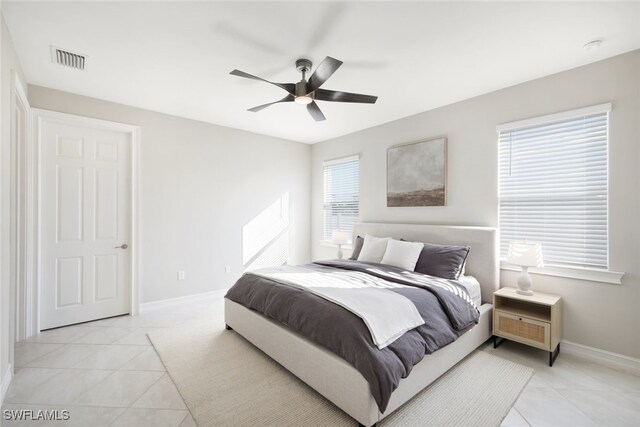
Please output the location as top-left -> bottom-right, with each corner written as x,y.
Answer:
230,56 -> 378,121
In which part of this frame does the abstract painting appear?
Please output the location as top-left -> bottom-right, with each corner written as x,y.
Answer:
387,137 -> 447,207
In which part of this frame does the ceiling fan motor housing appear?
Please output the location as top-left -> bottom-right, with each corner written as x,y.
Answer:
295,81 -> 310,97
295,58 -> 313,74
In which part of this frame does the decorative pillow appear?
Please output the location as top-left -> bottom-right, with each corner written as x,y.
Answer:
380,239 -> 424,271
414,243 -> 470,280
357,234 -> 391,263
349,236 -> 364,260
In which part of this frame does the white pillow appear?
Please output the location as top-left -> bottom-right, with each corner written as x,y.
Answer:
380,239 -> 424,271
357,234 -> 391,263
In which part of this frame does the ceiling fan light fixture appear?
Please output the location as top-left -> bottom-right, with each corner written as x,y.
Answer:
295,95 -> 313,105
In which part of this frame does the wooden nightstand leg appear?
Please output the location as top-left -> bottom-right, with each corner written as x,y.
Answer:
493,335 -> 505,349
549,343 -> 560,367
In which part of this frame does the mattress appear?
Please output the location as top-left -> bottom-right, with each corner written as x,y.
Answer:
458,275 -> 482,307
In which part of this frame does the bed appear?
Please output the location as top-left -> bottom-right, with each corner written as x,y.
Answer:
224,223 -> 499,426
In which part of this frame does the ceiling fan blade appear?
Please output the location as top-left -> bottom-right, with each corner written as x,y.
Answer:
314,89 -> 378,104
307,56 -> 343,92
214,22 -> 285,55
306,3 -> 348,50
247,94 -> 295,112
306,101 -> 326,122
230,69 -> 295,94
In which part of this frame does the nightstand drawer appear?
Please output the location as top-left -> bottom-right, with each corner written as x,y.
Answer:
494,310 -> 551,350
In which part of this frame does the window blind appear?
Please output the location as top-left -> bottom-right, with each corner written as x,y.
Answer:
498,108 -> 609,270
323,155 -> 359,243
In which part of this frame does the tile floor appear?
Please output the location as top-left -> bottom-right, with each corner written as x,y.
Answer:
2,294 -> 639,426
485,340 -> 640,427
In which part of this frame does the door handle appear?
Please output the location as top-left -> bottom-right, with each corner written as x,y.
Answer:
115,244 -> 129,249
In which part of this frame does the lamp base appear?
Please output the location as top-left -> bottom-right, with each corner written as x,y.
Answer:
517,266 -> 534,296
336,245 -> 344,260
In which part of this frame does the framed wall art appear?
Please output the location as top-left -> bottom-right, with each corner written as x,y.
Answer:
387,137 -> 447,207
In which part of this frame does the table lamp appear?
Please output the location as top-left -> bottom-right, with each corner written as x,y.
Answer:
507,242 -> 544,295
331,230 -> 349,260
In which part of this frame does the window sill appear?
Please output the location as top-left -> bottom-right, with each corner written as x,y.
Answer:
500,262 -> 624,285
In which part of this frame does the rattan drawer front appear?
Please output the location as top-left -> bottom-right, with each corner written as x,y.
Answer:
494,310 -> 551,350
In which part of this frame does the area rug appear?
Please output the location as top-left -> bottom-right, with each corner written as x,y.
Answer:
149,320 -> 533,427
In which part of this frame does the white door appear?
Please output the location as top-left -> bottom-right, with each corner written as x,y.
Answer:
40,118 -> 131,330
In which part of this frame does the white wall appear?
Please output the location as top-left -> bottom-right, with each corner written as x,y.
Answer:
311,50 -> 640,359
28,86 -> 311,304
0,13 -> 27,397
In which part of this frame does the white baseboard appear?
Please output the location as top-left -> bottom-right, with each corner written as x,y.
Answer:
1,364 -> 13,403
561,339 -> 640,373
140,288 -> 229,312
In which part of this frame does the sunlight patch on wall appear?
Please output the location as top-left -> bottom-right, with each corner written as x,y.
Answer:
244,230 -> 290,272
242,193 -> 290,269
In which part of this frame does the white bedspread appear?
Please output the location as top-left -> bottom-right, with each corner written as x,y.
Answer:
249,265 -> 425,349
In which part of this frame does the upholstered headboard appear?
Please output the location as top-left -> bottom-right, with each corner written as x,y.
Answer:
352,223 -> 499,304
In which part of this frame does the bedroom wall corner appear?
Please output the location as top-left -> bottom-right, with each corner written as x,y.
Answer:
0,10 -> 28,399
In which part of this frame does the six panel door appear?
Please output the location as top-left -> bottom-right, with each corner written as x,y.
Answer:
40,120 -> 131,330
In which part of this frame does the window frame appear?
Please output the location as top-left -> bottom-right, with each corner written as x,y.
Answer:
497,103 -> 624,284
322,154 -> 360,246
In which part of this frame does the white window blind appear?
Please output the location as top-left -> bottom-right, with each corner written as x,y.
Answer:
498,106 -> 610,270
323,155 -> 359,243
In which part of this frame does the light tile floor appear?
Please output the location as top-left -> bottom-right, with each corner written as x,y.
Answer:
483,340 -> 640,427
2,294 -> 638,426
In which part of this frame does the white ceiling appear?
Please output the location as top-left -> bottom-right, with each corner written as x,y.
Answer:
3,1 -> 640,144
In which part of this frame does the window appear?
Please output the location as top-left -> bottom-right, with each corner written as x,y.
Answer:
323,155 -> 360,243
498,104 -> 610,270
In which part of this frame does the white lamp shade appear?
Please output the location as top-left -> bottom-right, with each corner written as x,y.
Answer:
331,230 -> 349,245
507,242 -> 544,267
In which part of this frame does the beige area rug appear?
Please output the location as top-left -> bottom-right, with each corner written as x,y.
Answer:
149,320 -> 533,427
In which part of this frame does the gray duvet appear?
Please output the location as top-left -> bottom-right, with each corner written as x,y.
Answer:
224,260 -> 480,413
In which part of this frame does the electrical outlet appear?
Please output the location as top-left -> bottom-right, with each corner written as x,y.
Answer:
178,270 -> 185,280
225,265 -> 231,274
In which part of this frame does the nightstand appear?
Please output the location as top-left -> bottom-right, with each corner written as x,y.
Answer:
493,287 -> 562,366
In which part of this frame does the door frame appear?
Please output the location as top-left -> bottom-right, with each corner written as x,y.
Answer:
27,108 -> 141,336
10,71 -> 30,347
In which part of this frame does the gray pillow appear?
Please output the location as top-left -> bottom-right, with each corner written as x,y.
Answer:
349,236 -> 364,260
414,243 -> 470,280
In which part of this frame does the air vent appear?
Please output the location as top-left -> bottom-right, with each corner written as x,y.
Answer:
51,46 -> 86,70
